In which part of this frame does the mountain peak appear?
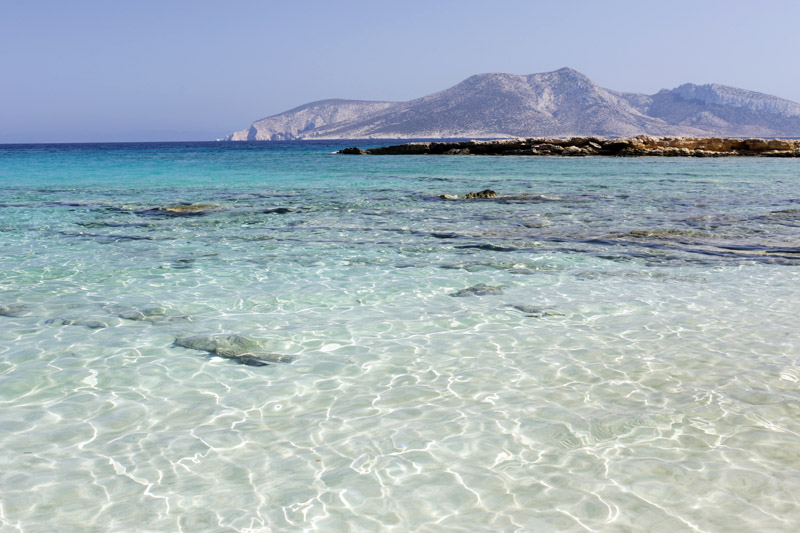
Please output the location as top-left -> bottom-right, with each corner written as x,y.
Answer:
551,66 -> 588,77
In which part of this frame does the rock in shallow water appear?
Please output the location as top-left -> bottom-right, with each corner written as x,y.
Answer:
450,284 -> 505,297
463,189 -> 497,199
119,307 -> 167,321
174,334 -> 294,366
116,306 -> 189,323
0,304 -> 32,317
134,203 -> 220,217
339,147 -> 366,155
45,318 -> 108,329
505,304 -> 564,318
440,189 -> 499,200
159,204 -> 220,214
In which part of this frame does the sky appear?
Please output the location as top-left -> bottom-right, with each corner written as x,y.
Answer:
2,0 -> 799,143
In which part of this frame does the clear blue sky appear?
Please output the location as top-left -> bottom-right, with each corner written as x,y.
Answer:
2,0 -> 799,142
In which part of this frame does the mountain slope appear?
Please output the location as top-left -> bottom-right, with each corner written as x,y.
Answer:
620,84 -> 800,137
225,69 -> 800,140
308,68 -> 687,138
225,99 -> 397,141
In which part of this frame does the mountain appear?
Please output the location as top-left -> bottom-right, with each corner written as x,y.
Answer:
224,68 -> 800,140
224,99 -> 396,141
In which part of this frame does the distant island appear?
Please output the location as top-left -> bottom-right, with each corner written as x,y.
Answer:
338,136 -> 800,157
224,68 -> 800,141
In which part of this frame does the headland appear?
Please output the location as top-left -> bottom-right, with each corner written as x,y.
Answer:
339,136 -> 800,157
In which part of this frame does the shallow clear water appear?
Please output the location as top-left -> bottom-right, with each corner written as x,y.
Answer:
0,142 -> 799,531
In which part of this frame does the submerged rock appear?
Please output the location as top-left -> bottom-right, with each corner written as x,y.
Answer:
589,414 -> 649,441
115,306 -> 190,323
0,304 -> 32,317
506,304 -> 564,318
627,228 -> 708,239
169,258 -> 195,269
119,307 -> 168,321
174,334 -> 294,366
450,283 -> 505,297
158,204 -> 220,214
764,208 -> 800,223
262,207 -> 295,215
79,320 -> 109,329
135,204 -> 220,217
508,304 -> 546,315
45,318 -> 108,329
455,243 -> 518,252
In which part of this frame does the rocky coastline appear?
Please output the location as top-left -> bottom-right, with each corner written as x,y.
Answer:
339,136 -> 800,157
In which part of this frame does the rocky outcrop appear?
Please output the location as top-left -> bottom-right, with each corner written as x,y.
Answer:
463,189 -> 497,199
341,136 -> 800,157
174,334 -> 294,367
339,147 -> 366,155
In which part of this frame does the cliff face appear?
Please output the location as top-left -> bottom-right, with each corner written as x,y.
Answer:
226,68 -> 800,140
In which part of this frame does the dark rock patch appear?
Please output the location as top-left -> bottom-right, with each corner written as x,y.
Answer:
55,230 -> 157,243
450,284 -> 505,297
45,318 -> 108,329
339,147 -> 366,155
439,191 -> 553,203
119,307 -> 167,321
136,204 -> 220,217
262,207 -> 295,215
506,304 -> 564,318
116,306 -> 189,323
159,204 -> 219,214
440,261 -> 556,274
174,334 -> 294,366
626,229 -> 710,239
464,189 -> 497,199
0,304 -> 32,318
759,209 -> 800,226
78,221 -> 158,229
170,259 -> 195,269
455,243 -> 518,252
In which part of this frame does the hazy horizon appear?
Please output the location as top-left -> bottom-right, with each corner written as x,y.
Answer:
2,0 -> 799,143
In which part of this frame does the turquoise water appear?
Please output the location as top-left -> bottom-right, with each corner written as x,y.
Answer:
1,142 -> 799,531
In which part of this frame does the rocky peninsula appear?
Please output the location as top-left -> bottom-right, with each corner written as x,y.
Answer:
339,136 -> 800,157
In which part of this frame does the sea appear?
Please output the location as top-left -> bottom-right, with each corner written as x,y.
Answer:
0,141 -> 798,532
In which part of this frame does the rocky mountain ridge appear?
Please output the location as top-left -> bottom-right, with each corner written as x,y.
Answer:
225,68 -> 800,140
